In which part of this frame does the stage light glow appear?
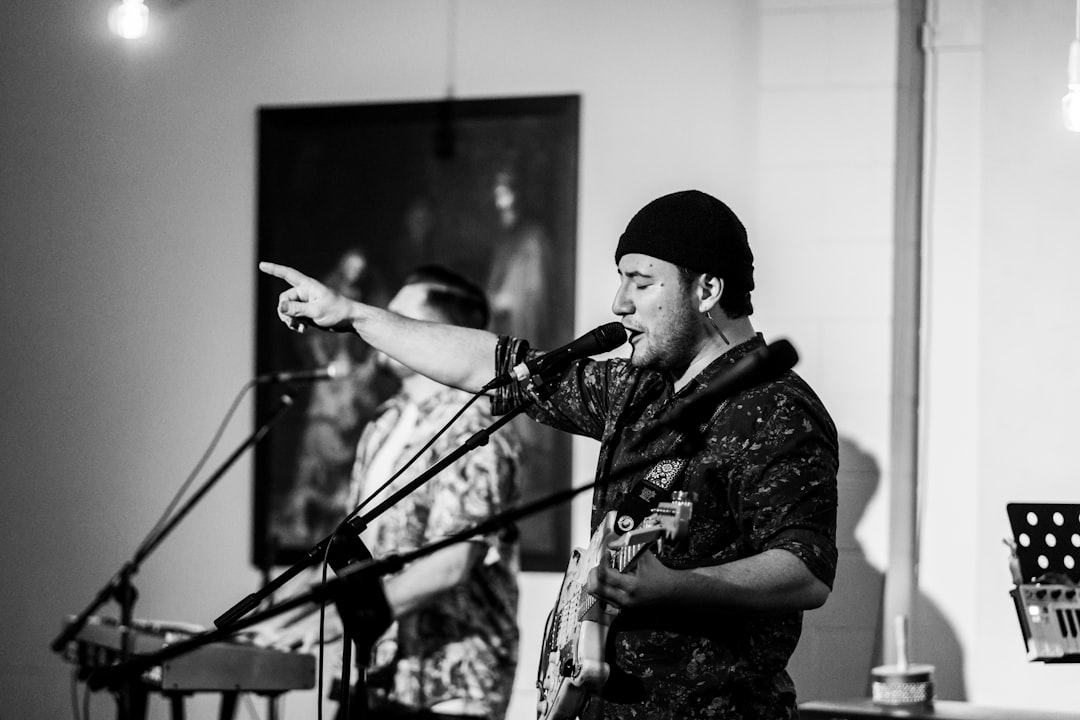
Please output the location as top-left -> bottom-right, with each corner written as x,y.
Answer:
108,0 -> 149,40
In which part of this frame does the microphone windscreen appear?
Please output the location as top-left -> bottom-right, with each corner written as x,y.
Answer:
592,322 -> 628,353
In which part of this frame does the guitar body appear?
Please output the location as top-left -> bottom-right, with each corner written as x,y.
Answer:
536,513 -> 619,720
536,498 -> 691,720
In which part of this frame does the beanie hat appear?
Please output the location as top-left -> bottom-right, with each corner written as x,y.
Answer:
614,190 -> 755,301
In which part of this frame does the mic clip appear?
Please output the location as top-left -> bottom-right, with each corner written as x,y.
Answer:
522,367 -> 561,401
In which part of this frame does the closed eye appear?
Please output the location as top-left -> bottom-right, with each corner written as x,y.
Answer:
619,270 -> 654,289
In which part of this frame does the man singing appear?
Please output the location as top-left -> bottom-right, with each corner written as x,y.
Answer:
261,190 -> 837,719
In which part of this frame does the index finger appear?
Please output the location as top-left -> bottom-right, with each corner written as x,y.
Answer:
259,261 -> 312,288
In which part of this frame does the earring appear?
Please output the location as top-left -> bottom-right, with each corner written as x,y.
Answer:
705,310 -> 730,345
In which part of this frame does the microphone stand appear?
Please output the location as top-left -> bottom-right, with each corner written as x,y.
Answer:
86,430 -> 683,711
51,391 -> 297,720
88,458 -> 666,695
92,342 -> 780,712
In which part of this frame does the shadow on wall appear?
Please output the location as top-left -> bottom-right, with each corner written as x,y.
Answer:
787,437 -> 967,702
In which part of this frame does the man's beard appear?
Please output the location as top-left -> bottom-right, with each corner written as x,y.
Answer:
630,302 -> 699,375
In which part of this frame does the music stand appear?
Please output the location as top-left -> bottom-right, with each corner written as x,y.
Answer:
1006,503 -> 1080,585
1005,503 -> 1080,663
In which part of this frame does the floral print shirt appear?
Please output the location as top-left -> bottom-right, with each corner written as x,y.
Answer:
349,386 -> 521,718
492,334 -> 838,720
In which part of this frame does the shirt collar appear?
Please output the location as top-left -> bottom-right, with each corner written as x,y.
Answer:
382,384 -> 471,414
676,333 -> 767,399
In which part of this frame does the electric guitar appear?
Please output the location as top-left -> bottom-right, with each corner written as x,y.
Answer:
536,492 -> 693,720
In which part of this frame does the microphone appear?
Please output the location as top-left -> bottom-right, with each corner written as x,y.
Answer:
634,339 -> 799,447
256,359 -> 350,384
482,322 -> 628,391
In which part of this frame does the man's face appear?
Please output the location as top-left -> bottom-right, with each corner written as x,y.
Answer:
612,253 -> 701,373
380,283 -> 443,379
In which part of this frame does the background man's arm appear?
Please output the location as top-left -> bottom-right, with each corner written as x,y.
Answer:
382,543 -> 486,617
243,544 -> 483,651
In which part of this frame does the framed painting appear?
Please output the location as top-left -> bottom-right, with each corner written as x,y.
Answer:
253,94 -> 579,571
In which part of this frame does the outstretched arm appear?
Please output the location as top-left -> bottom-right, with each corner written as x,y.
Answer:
259,262 -> 499,393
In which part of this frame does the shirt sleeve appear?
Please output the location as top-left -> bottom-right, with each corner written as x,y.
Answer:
489,334 -> 631,441
727,384 -> 839,588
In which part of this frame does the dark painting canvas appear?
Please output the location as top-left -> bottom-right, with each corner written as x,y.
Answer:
254,95 -> 579,572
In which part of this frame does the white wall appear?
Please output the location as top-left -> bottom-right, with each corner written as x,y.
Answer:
920,0 -> 1080,713
919,0 -> 985,702
752,0 -> 901,700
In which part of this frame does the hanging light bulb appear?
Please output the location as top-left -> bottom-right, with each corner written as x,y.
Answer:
1065,0 -> 1080,132
109,0 -> 149,40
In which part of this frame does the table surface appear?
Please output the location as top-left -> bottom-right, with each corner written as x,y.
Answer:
798,699 -> 1080,720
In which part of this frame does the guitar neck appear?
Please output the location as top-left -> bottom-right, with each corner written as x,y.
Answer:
608,525 -> 664,572
611,542 -> 648,573
576,520 -> 667,619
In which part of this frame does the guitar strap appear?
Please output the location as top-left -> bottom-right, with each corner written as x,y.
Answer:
612,396 -> 730,536
612,457 -> 687,535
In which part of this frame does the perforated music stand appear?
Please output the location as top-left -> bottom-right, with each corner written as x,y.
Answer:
1006,503 -> 1080,585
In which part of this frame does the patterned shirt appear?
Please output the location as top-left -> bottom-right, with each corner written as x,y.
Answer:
349,386 -> 521,718
492,334 -> 838,720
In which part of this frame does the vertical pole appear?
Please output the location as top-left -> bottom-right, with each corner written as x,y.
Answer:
885,0 -> 929,667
